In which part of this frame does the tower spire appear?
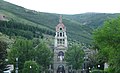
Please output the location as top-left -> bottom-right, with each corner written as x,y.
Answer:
59,15 -> 62,23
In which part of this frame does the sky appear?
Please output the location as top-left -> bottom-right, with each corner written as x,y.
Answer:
4,0 -> 120,14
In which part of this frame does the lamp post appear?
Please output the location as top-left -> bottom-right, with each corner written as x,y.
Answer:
71,65 -> 73,73
84,56 -> 88,73
83,69 -> 85,73
30,66 -> 32,73
49,64 -> 51,73
98,65 -> 100,69
89,67 -> 91,73
15,58 -> 18,73
98,65 -> 100,73
5,59 -> 8,62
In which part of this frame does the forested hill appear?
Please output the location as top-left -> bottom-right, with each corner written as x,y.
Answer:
0,0 -> 119,43
64,13 -> 120,29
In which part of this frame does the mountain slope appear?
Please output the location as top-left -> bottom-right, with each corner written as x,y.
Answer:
0,0 -> 119,43
64,13 -> 120,29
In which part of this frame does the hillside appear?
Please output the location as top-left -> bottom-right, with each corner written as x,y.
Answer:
64,13 -> 120,29
0,0 -> 119,43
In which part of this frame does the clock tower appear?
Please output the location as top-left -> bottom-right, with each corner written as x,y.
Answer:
54,15 -> 68,73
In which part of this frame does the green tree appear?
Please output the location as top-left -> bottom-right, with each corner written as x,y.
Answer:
35,41 -> 53,72
93,17 -> 120,73
8,38 -> 35,72
0,41 -> 7,72
22,61 -> 39,73
65,44 -> 85,70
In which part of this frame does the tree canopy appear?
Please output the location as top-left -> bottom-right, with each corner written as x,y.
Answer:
0,41 -> 7,72
65,44 -> 84,70
8,38 -> 53,73
8,38 -> 35,72
35,41 -> 53,71
22,61 -> 39,73
93,17 -> 120,73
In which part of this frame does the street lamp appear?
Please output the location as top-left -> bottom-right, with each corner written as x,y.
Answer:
89,67 -> 90,70
84,56 -> 88,73
82,68 -> 85,73
98,65 -> 100,69
15,58 -> 18,73
49,65 -> 51,73
89,67 -> 91,73
30,66 -> 32,73
71,65 -> 73,73
30,66 -> 32,68
5,59 -> 8,62
98,65 -> 100,73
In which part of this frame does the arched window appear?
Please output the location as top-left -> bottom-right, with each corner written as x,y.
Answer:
58,51 -> 64,56
57,32 -> 59,37
58,51 -> 64,61
57,65 -> 65,73
60,33 -> 62,37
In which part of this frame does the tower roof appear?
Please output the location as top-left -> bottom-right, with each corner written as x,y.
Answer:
56,15 -> 66,31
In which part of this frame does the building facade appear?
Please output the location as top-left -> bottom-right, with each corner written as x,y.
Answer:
54,15 -> 68,73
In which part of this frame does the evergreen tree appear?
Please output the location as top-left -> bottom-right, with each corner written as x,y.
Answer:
0,41 -> 7,72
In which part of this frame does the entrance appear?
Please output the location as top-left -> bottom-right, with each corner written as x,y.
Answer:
58,51 -> 64,61
57,65 -> 65,73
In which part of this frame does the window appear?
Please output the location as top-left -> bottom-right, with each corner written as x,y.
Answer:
63,39 -> 65,44
63,32 -> 64,37
60,28 -> 62,30
57,32 -> 59,37
60,39 -> 62,44
57,39 -> 59,44
60,33 -> 62,37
